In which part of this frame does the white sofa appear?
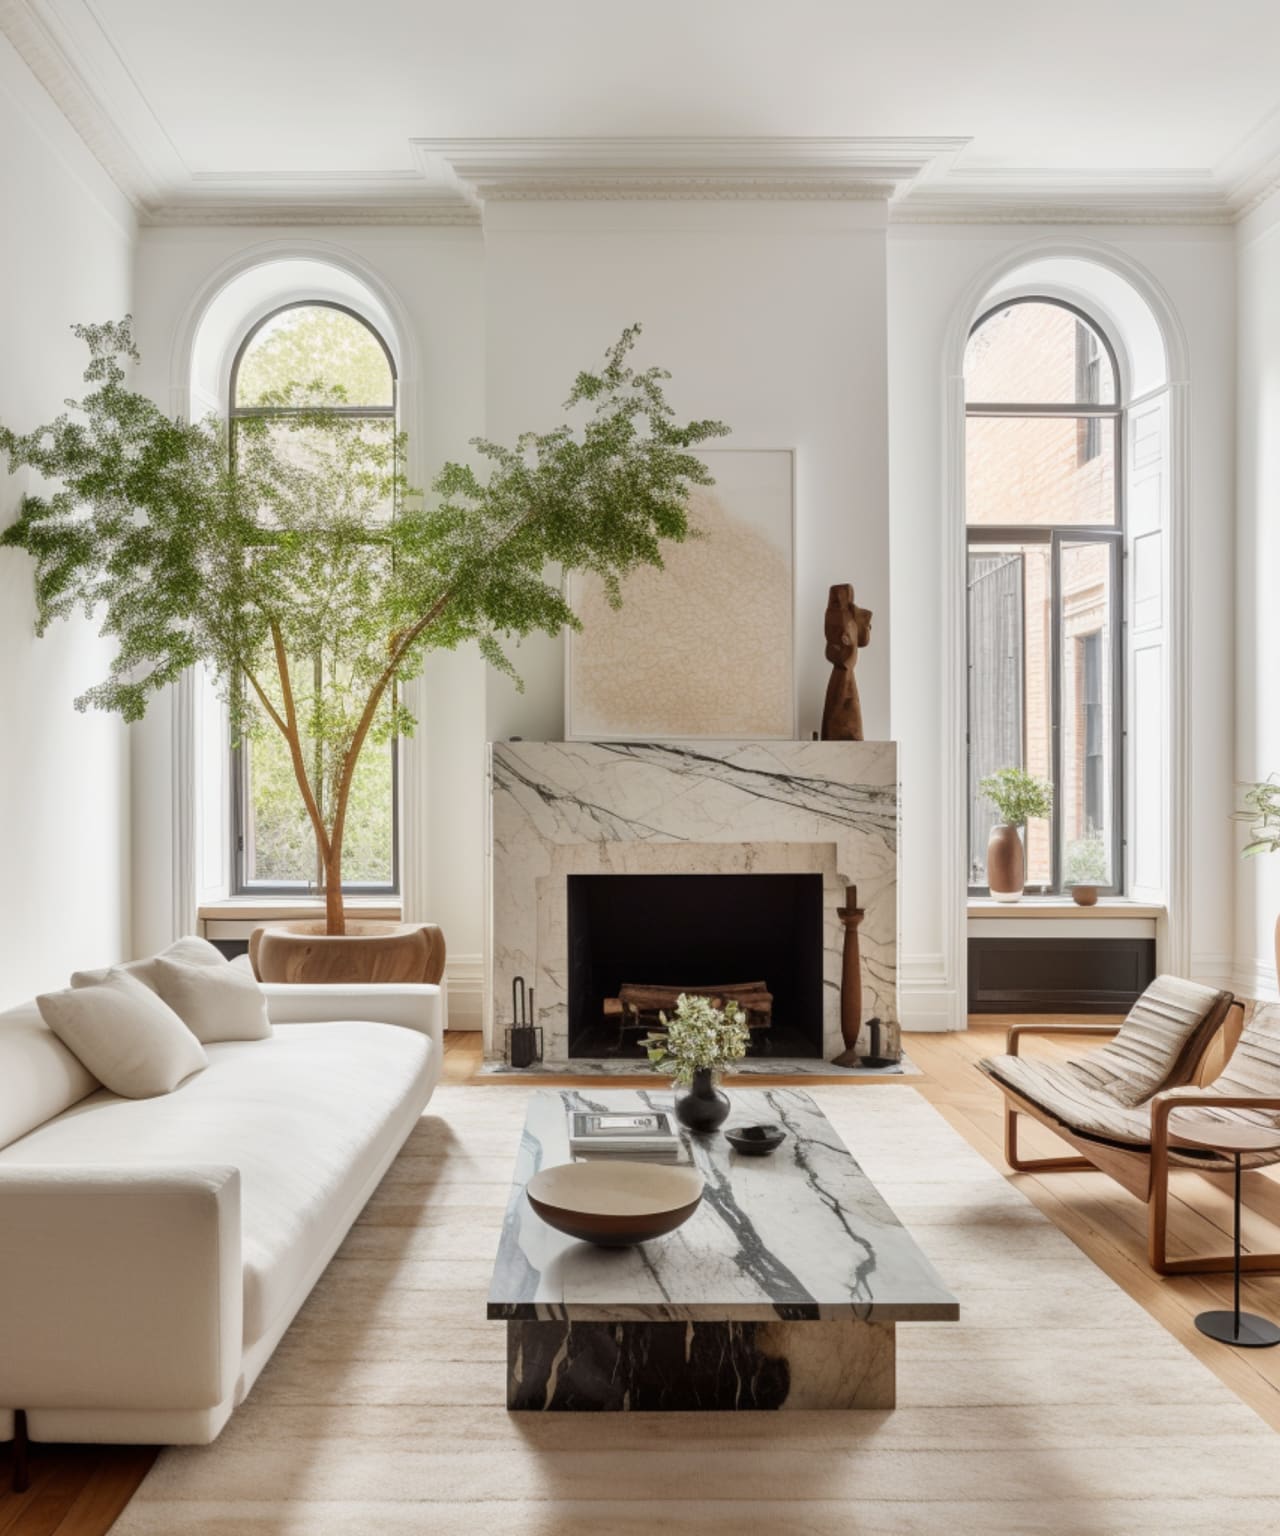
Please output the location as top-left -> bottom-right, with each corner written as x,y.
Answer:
0,976 -> 442,1453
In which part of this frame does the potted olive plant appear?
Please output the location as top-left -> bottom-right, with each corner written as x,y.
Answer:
1,320 -> 728,982
979,767 -> 1054,902
1237,777 -> 1280,990
643,993 -> 749,1133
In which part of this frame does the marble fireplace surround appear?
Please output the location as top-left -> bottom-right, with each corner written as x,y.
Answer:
487,741 -> 898,1061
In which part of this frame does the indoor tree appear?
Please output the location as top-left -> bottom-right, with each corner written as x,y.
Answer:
0,319 -> 728,934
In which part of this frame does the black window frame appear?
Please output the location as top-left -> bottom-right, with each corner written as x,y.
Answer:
965,296 -> 1125,898
227,300 -> 401,898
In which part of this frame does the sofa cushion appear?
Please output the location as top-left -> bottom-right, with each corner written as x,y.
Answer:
0,1020 -> 434,1348
37,970 -> 209,1099
0,1002 -> 100,1152
151,956 -> 272,1044
72,934 -> 226,993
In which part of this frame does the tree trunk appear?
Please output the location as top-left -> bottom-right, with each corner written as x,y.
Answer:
324,846 -> 346,936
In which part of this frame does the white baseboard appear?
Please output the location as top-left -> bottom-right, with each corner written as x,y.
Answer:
899,953 -> 963,1032
443,953 -> 483,1030
1230,956 -> 1279,1005
899,982 -> 964,1032
1189,951 -> 1237,990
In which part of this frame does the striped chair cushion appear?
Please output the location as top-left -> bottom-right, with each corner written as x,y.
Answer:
978,974 -> 1232,1146
981,993 -> 1280,1170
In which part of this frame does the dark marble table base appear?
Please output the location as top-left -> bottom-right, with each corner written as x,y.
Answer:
506,1318 -> 896,1411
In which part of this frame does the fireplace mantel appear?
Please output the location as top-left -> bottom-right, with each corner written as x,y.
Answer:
486,740 -> 898,1061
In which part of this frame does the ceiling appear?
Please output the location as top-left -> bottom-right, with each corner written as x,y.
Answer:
8,0 -> 1280,222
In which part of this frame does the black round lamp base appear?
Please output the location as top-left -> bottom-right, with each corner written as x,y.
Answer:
1195,1309 -> 1280,1349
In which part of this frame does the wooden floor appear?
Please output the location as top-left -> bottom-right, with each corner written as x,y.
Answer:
5,1019 -> 1280,1533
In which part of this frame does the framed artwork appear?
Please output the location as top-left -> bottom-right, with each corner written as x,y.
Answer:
565,448 -> 795,741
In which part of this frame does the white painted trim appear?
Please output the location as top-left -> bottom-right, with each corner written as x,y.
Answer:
1232,957 -> 1280,1005
938,238 -> 1193,1034
167,237 -> 422,410
5,4 -> 1277,232
414,136 -> 969,205
170,668 -> 195,940
971,917 -> 1157,939
444,953 -> 484,1031
165,245 -> 424,939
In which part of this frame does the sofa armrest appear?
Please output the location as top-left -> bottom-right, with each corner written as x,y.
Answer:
261,981 -> 444,1052
0,1165 -> 241,1412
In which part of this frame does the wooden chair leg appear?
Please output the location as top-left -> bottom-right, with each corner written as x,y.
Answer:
12,1409 -> 29,1494
1004,1103 -> 1096,1173
1150,1150 -> 1280,1275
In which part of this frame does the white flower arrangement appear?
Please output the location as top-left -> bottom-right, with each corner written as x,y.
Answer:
642,993 -> 749,1087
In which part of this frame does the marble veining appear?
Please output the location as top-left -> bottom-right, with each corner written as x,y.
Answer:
479,1054 -> 918,1079
487,1088 -> 958,1325
487,740 -> 899,1060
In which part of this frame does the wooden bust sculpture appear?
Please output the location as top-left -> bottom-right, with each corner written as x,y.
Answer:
821,583 -> 872,741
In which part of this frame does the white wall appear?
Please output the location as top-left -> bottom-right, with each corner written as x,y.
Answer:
0,37 -> 135,1007
888,224 -> 1238,1028
129,225 -> 488,1004
1235,189 -> 1280,1003
126,202 -> 1244,1034
482,199 -> 892,744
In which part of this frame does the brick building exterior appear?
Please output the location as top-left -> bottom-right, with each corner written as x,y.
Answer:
965,302 -> 1118,889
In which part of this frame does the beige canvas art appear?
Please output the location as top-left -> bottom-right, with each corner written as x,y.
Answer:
566,448 -> 794,740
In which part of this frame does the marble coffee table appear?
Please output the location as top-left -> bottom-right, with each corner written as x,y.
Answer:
488,1087 -> 959,1411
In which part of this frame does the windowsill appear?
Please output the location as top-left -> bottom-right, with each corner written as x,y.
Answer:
198,895 -> 403,922
968,896 -> 1165,919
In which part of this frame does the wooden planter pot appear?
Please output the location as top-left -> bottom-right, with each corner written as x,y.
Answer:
986,824 -> 1025,903
249,920 -> 447,986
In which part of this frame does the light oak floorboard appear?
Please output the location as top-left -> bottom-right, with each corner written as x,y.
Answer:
4,1019 -> 1279,1535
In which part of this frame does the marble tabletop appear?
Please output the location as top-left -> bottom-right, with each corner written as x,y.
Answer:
487,1088 -> 960,1324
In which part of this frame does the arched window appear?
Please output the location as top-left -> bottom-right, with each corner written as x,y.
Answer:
228,301 -> 399,895
964,298 -> 1123,895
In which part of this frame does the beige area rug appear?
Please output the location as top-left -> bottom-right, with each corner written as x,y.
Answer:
111,1086 -> 1280,1535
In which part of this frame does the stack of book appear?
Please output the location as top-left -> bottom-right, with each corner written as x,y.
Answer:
568,1109 -> 683,1163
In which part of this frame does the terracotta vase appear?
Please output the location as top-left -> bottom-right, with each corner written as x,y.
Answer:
987,824 -> 1025,903
249,920 -> 446,986
1071,884 -> 1099,907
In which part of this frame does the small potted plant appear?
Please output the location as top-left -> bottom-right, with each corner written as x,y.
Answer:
1237,777 -> 1280,990
1065,831 -> 1109,905
643,993 -> 749,1134
978,768 -> 1054,902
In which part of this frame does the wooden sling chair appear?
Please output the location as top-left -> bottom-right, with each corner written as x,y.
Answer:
975,975 -> 1280,1276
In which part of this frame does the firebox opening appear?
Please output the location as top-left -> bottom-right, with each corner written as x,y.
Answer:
566,872 -> 825,1059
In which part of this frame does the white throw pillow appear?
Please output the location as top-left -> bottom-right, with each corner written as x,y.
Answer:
37,969 -> 208,1099
151,955 -> 272,1044
71,934 -> 226,993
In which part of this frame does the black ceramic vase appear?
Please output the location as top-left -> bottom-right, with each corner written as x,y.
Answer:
675,1068 -> 731,1134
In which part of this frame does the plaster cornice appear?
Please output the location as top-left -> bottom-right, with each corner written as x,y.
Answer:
411,136 -> 969,205
6,0 -> 1280,230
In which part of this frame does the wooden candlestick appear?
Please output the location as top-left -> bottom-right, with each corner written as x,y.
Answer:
832,889 -> 864,1067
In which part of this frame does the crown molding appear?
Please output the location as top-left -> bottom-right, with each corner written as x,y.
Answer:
412,136 -> 971,203
1215,100 -> 1280,218
6,0 -> 1280,231
0,0 -> 168,210
891,166 -> 1236,226
145,173 -> 479,227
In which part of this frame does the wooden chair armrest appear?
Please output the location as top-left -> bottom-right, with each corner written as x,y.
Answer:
1150,1093 -> 1280,1158
1007,1022 -> 1124,1057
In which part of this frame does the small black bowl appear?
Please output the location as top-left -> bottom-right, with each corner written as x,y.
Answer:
725,1123 -> 786,1156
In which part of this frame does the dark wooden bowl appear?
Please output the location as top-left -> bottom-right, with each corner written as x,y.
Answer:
526,1161 -> 704,1247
